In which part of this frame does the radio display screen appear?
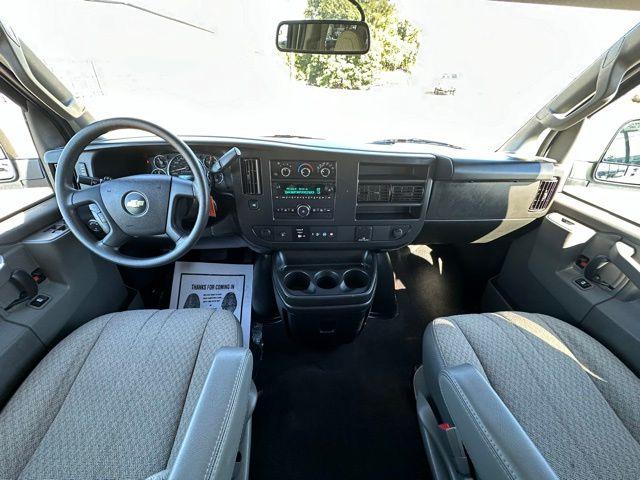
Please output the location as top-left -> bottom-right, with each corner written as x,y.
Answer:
282,184 -> 323,196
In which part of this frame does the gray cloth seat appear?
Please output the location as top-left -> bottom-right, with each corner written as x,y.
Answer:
0,308 -> 254,480
422,311 -> 640,480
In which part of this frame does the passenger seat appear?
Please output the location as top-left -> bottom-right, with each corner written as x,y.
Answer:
415,311 -> 640,480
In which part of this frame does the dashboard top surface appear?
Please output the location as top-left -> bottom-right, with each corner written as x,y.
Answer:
47,134 -> 553,164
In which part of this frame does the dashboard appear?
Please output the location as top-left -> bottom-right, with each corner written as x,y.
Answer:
43,138 -> 563,251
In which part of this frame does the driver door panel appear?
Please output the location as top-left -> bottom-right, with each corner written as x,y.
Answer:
0,216 -> 128,405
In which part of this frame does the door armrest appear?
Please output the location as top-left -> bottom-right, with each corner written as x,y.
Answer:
609,242 -> 640,288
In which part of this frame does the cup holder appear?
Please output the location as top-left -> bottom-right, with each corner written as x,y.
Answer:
314,270 -> 340,290
282,267 -> 372,295
284,271 -> 312,292
343,269 -> 370,290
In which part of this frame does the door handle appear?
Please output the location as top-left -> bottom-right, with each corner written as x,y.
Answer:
609,242 -> 640,288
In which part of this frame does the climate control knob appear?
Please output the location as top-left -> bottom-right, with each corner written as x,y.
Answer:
296,204 -> 311,218
320,167 -> 331,178
280,166 -> 291,177
298,163 -> 312,178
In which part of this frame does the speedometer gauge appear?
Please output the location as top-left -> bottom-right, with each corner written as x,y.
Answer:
168,155 -> 193,179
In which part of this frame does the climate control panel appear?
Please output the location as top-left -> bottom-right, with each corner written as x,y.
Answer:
270,160 -> 336,180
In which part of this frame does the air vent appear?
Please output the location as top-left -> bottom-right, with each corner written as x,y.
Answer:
357,184 -> 391,202
529,178 -> 559,212
241,158 -> 261,195
357,184 -> 424,203
390,185 -> 425,203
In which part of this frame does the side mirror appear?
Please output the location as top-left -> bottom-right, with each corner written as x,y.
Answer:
276,20 -> 370,55
0,127 -> 17,183
594,119 -> 640,186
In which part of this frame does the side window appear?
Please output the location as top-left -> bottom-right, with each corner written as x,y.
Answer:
0,94 -> 53,221
563,85 -> 640,225
594,120 -> 640,185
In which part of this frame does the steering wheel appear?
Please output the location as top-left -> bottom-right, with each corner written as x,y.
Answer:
55,118 -> 209,268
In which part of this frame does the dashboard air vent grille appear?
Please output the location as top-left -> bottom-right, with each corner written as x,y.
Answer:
357,184 -> 391,202
529,178 -> 559,212
390,185 -> 425,203
358,184 -> 424,203
241,158 -> 261,195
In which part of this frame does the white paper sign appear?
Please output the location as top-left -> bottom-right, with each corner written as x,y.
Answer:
170,262 -> 253,346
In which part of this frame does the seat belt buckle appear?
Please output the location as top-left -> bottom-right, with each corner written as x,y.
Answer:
439,423 -> 471,476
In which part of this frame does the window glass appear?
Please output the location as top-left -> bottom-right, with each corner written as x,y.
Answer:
0,94 -> 52,221
0,95 -> 38,158
3,0 -> 639,149
564,85 -> 640,225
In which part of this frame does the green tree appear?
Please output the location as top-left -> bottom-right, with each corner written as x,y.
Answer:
292,0 -> 420,90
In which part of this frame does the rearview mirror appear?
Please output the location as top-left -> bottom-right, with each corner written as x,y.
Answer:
276,20 -> 370,55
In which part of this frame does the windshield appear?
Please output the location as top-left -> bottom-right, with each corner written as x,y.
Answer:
3,0 -> 640,149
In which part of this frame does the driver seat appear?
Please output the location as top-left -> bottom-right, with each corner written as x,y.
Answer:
0,308 -> 254,480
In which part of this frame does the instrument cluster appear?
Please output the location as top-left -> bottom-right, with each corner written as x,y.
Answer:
149,153 -> 218,180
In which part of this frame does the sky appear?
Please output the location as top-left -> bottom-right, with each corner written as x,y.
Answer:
2,0 -> 640,149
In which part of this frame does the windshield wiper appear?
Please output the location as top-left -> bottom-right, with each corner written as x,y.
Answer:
84,0 -> 215,35
266,134 -> 324,140
371,138 -> 463,149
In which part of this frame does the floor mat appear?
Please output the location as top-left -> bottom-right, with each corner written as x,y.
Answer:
251,246 -> 475,480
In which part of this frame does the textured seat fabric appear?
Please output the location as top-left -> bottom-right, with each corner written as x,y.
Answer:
0,308 -> 242,480
423,311 -> 640,480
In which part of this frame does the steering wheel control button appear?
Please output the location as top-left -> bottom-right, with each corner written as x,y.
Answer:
75,162 -> 89,177
29,294 -> 51,309
87,219 -> 102,234
88,204 -> 110,233
296,204 -> 311,217
123,191 -> 149,216
355,226 -> 373,242
248,199 -> 260,210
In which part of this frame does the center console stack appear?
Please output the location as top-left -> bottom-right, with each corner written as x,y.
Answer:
271,160 -> 336,220
234,148 -> 435,343
234,151 -> 435,250
272,251 -> 377,343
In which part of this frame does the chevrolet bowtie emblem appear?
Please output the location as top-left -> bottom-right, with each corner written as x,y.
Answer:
126,199 -> 145,209
123,192 -> 148,216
